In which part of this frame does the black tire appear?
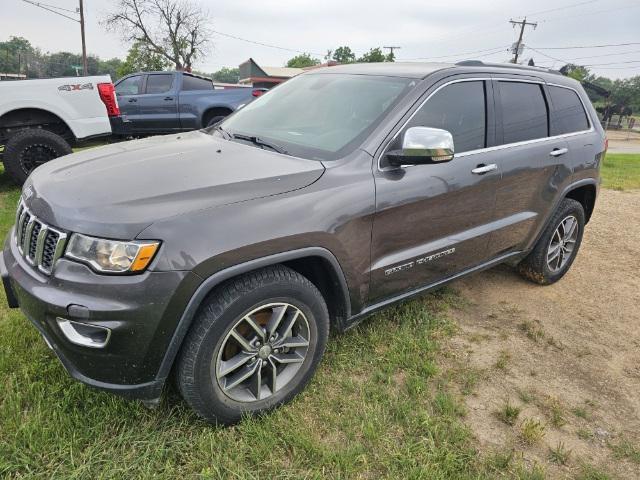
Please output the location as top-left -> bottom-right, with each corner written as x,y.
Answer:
3,128 -> 72,185
517,198 -> 585,285
205,115 -> 226,128
177,265 -> 329,425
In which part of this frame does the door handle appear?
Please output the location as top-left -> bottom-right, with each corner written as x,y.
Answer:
550,147 -> 569,157
164,96 -> 174,101
471,163 -> 497,175
128,98 -> 137,103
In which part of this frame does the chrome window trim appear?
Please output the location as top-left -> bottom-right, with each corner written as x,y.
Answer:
377,77 -> 595,170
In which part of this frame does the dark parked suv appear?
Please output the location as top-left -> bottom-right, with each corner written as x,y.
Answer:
1,61 -> 605,424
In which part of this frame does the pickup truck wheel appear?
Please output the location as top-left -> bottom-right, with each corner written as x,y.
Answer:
517,198 -> 585,285
3,128 -> 72,185
177,265 -> 329,425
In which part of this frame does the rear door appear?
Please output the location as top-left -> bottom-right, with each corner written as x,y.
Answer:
486,77 -> 570,257
369,78 -> 502,303
115,74 -> 143,130
135,73 -> 179,132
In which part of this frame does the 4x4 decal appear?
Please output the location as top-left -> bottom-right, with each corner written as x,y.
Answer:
58,83 -> 93,92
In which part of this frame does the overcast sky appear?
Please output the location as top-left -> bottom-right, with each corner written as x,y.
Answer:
4,0 -> 640,79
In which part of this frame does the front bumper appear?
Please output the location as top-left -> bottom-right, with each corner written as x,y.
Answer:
1,232 -> 200,401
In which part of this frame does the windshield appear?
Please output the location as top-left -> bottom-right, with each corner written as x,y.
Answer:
217,74 -> 415,160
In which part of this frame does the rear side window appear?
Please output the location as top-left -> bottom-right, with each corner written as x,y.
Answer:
145,74 -> 174,94
406,81 -> 486,153
116,75 -> 142,95
549,86 -> 589,135
182,75 -> 214,91
499,81 -> 548,144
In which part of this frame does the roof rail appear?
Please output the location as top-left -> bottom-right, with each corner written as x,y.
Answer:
455,60 -> 562,76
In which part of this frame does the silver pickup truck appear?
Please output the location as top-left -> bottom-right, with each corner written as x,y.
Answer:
113,71 -> 265,136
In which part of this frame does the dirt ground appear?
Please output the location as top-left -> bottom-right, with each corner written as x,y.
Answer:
606,129 -> 640,154
448,189 -> 640,478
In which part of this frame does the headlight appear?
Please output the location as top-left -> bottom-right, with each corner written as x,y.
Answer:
65,233 -> 160,273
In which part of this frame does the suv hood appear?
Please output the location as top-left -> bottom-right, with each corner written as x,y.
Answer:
25,131 -> 325,239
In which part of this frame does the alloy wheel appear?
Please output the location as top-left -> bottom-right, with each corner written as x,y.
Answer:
547,215 -> 579,273
214,302 -> 311,402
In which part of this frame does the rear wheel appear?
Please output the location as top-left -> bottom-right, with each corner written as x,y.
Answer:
3,128 -> 72,185
517,198 -> 585,285
177,265 -> 329,425
205,115 -> 227,128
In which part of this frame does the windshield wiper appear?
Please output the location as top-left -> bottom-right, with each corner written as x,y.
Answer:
231,133 -> 288,155
215,125 -> 231,139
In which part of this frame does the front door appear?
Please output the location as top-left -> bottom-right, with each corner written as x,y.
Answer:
369,79 -> 501,304
135,73 -> 179,133
115,74 -> 143,131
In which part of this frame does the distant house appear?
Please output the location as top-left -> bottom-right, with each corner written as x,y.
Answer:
0,73 -> 27,81
239,58 -> 303,88
238,59 -> 339,88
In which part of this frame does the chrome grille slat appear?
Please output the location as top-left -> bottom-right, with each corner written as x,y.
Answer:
14,200 -> 67,275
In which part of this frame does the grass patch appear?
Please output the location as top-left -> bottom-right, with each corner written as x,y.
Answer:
601,153 -> 640,190
520,320 -> 545,343
496,400 -> 521,426
548,441 -> 571,465
577,463 -> 612,480
610,439 -> 640,464
520,418 -> 546,445
572,406 -> 589,420
495,350 -> 511,370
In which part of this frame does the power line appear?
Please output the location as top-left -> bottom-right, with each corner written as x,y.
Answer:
524,0 -> 601,17
22,0 -> 79,22
399,45 -> 509,61
537,3 -> 640,23
533,42 -> 640,50
211,30 -> 324,57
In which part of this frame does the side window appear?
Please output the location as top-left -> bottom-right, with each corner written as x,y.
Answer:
181,75 -> 214,91
549,86 -> 589,135
145,74 -> 174,94
115,75 -> 142,95
405,81 -> 486,153
498,81 -> 548,144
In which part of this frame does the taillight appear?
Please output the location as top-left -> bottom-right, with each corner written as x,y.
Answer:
252,89 -> 264,97
97,82 -> 120,117
604,137 -> 609,153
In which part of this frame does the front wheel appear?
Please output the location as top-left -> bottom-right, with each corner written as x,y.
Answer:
517,198 -> 585,285
3,128 -> 72,185
176,265 -> 329,425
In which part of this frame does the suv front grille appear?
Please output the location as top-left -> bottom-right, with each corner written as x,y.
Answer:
14,201 -> 68,275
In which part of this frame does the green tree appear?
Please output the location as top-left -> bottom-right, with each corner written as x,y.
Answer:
332,46 -> 356,64
559,64 -> 590,82
286,53 -> 320,68
116,42 -> 170,78
357,47 -> 393,63
212,67 -> 240,83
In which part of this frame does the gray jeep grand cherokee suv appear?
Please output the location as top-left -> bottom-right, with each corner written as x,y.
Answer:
1,61 -> 605,424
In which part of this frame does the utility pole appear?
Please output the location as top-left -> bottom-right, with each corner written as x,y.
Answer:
383,46 -> 401,60
79,0 -> 88,75
22,0 -> 87,75
509,18 -> 537,64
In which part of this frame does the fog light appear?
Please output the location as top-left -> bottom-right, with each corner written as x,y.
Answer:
56,318 -> 111,348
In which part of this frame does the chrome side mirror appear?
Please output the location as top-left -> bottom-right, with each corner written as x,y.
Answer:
386,127 -> 455,167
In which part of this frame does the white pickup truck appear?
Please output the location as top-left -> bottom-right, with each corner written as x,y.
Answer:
0,75 -> 121,184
